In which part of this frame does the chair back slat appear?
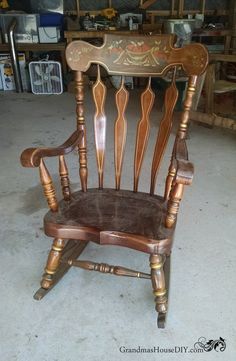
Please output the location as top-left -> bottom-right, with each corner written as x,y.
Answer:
114,77 -> 129,190
92,66 -> 107,188
177,75 -> 197,139
150,69 -> 178,195
134,77 -> 155,192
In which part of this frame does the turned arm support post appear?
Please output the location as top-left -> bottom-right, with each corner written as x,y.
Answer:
165,132 -> 194,228
165,76 -> 197,228
20,130 -> 83,210
165,143 -> 194,228
39,159 -> 58,212
150,254 -> 168,313
75,71 -> 88,192
59,155 -> 71,201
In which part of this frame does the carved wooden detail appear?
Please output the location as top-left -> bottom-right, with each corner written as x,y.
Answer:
165,183 -> 184,228
150,254 -> 168,314
164,138 -> 193,201
66,34 -> 208,76
164,160 -> 176,201
93,65 -> 107,188
114,77 -> 129,190
150,69 -> 178,195
59,155 -> 71,201
134,77 -> 155,192
177,75 -> 197,139
39,159 -> 58,212
34,240 -> 88,300
69,259 -> 151,279
75,71 -> 88,191
41,238 -> 65,289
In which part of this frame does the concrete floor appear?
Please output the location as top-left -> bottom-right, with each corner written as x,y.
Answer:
0,90 -> 236,361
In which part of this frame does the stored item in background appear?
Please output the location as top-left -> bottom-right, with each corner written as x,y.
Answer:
30,0 -> 63,14
38,27 -> 61,43
29,61 -> 63,95
0,53 -> 28,91
164,19 -> 196,46
8,18 -> 23,93
0,14 -> 39,43
119,13 -> 142,28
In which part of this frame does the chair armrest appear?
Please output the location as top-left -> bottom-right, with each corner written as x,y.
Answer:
20,130 -> 83,168
165,138 -> 194,228
175,159 -> 194,186
174,138 -> 194,185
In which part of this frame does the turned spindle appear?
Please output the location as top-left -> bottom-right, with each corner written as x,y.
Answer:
150,254 -> 167,314
41,238 -> 65,289
75,71 -> 88,192
59,155 -> 71,201
177,76 -> 197,140
165,183 -> 184,228
164,160 -> 176,201
68,259 -> 151,279
39,159 -> 58,212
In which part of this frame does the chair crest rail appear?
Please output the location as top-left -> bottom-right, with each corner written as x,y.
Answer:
66,34 -> 208,76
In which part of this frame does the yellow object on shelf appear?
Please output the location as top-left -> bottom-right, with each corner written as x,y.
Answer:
0,0 -> 9,9
101,8 -> 117,20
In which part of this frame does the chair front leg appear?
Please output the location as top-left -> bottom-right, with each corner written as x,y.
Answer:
150,254 -> 168,328
41,238 -> 66,289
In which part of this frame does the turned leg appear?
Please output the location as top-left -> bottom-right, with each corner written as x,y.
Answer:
150,254 -> 168,328
41,238 -> 66,289
34,239 -> 88,300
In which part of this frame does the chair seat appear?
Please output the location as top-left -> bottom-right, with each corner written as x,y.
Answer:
44,189 -> 174,254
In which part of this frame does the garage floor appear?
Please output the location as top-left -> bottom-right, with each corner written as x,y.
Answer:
0,91 -> 235,361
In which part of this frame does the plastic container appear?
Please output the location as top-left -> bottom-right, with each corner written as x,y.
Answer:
0,13 -> 39,43
40,13 -> 64,28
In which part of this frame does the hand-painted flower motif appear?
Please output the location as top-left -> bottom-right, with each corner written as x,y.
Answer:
108,40 -> 170,67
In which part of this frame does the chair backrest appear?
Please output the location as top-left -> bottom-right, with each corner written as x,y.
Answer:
66,34 -> 208,195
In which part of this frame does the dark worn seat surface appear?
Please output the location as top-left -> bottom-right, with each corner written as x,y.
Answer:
44,189 -> 174,253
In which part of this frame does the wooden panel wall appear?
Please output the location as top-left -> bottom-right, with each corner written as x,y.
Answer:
64,0 -> 229,17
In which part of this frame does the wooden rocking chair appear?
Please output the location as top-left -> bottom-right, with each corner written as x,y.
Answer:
21,34 -> 208,328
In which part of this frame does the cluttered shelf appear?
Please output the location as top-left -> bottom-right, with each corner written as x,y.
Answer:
0,42 -> 67,76
0,42 -> 66,51
192,29 -> 232,54
0,0 -> 235,105
65,29 -> 141,42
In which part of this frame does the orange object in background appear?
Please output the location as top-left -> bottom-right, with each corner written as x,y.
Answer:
101,8 -> 117,20
0,0 -> 9,9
